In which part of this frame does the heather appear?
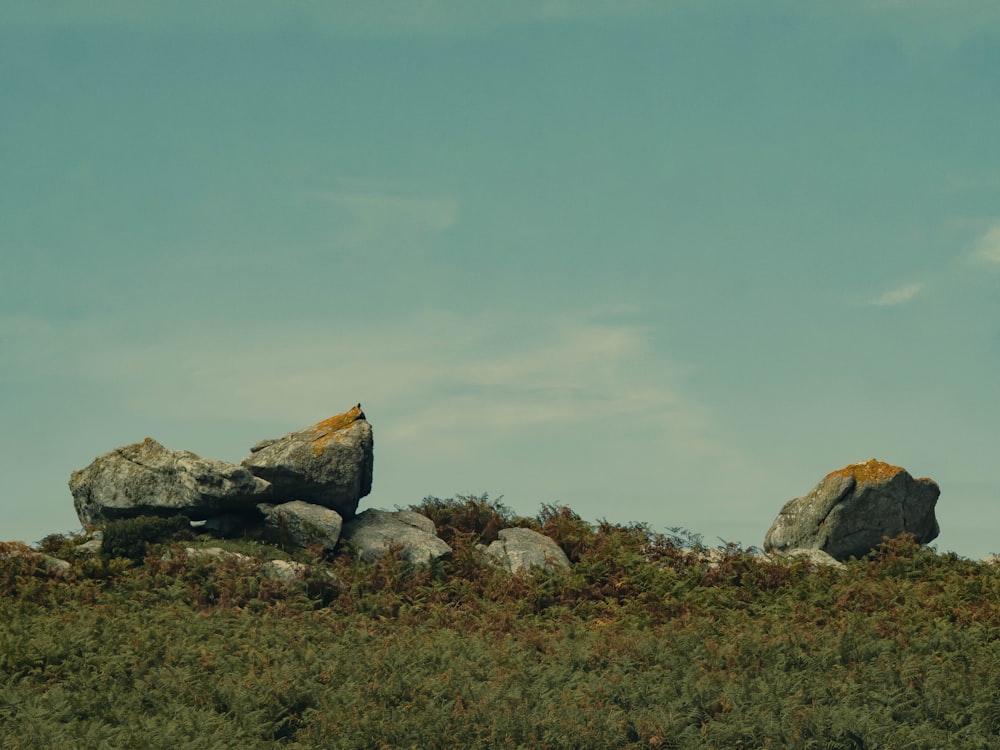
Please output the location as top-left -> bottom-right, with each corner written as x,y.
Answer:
2,496 -> 999,749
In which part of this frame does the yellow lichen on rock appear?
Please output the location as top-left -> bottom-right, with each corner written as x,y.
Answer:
310,404 -> 366,456
825,458 -> 904,485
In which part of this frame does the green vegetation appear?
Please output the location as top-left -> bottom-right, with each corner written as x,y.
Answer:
3,495 -> 1000,748
99,514 -> 193,561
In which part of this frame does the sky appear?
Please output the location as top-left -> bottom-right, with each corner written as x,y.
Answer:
3,0 -> 1000,558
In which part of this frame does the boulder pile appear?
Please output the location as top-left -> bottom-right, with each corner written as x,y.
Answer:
62,422 -> 951,574
70,405 -> 373,535
66,404 -> 568,574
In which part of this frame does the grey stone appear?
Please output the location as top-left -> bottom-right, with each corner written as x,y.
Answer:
485,527 -> 571,574
261,559 -> 309,583
764,459 -> 940,561
341,509 -> 451,565
680,547 -> 727,569
40,554 -> 72,576
77,531 -> 103,556
777,547 -> 846,569
70,438 -> 272,526
258,500 -> 343,550
241,405 -> 373,519
166,546 -> 253,564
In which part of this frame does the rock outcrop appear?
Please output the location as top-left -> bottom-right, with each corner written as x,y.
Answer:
485,527 -> 571,574
341,509 -> 451,565
241,405 -> 373,519
764,459 -> 940,561
257,500 -> 343,551
70,438 -> 272,526
68,404 -> 373,545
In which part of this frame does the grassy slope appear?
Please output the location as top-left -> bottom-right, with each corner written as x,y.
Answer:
2,497 -> 1000,749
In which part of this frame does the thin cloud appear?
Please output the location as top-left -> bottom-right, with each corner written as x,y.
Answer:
45,307 -> 719,464
305,185 -> 459,245
973,224 -> 1000,265
867,282 -> 926,307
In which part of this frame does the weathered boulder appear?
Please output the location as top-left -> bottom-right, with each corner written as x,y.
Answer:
70,438 -> 272,526
764,459 -> 940,561
77,531 -> 103,556
261,558 -> 309,584
485,527 -> 571,574
341,509 -> 451,565
241,405 -> 373,519
257,500 -> 343,550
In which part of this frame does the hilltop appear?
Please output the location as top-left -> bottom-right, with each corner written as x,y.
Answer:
3,494 -> 1000,748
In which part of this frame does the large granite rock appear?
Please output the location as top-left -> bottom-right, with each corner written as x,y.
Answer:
341,509 -> 451,565
70,438 -> 272,526
485,527 -> 571,574
257,500 -> 343,551
241,405 -> 373,519
764,459 -> 940,561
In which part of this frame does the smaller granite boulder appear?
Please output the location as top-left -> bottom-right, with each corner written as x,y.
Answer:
776,548 -> 846,570
257,500 -> 343,550
261,559 -> 309,584
680,547 -> 726,569
70,438 -> 273,526
341,509 -> 451,565
241,405 -> 373,519
77,531 -> 104,556
485,527 -> 571,574
764,459 -> 940,562
165,547 -> 253,565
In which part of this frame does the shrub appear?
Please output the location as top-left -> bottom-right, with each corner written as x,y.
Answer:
37,532 -> 78,557
533,504 -> 595,563
410,493 -> 520,546
100,515 -> 192,562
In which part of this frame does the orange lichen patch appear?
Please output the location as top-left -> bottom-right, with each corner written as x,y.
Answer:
311,404 -> 365,434
310,404 -> 365,456
825,458 -> 905,485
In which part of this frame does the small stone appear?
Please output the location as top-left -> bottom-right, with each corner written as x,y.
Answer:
261,559 -> 308,583
777,547 -> 846,569
258,500 -> 343,550
485,528 -> 571,574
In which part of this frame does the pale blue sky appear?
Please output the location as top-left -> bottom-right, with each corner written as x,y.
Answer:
3,1 -> 1000,557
